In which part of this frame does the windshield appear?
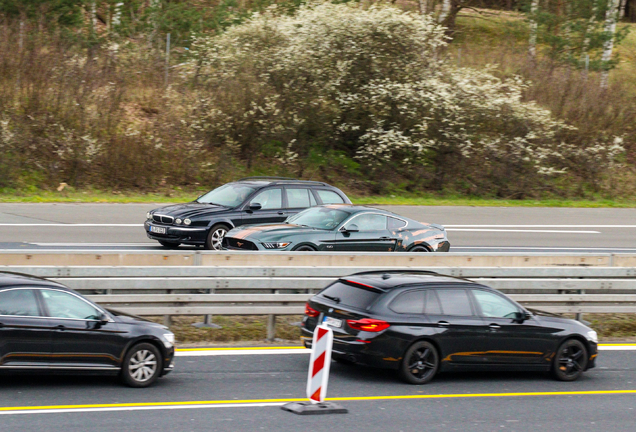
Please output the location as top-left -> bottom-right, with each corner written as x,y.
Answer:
287,207 -> 350,230
196,184 -> 257,207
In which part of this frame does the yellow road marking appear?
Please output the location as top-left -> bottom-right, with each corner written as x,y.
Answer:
3,390 -> 636,412
599,343 -> 636,346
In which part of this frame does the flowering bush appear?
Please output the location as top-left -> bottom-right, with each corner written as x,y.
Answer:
188,2 -> 624,196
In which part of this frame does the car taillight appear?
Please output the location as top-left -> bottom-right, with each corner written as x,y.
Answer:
347,318 -> 390,332
305,303 -> 320,318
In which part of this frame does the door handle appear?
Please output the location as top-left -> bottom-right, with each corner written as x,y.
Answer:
277,211 -> 285,215
437,321 -> 450,327
489,324 -> 501,330
55,325 -> 66,331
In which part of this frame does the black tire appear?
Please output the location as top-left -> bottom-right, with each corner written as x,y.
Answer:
158,240 -> 180,249
552,339 -> 588,381
293,245 -> 316,252
399,341 -> 439,385
205,224 -> 230,250
409,245 -> 429,252
121,343 -> 163,388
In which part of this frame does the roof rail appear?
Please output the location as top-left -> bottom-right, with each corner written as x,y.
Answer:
237,177 -> 328,186
348,270 -> 439,277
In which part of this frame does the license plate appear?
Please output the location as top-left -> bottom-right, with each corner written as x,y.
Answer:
150,225 -> 166,234
323,316 -> 342,328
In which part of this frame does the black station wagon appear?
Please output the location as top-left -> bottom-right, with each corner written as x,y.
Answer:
302,271 -> 598,384
0,272 -> 175,387
145,177 -> 351,249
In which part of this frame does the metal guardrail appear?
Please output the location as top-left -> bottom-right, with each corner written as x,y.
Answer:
2,262 -> 636,339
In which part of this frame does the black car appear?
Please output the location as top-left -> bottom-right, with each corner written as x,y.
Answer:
223,205 -> 450,252
302,271 -> 598,384
145,177 -> 351,250
0,272 -> 175,387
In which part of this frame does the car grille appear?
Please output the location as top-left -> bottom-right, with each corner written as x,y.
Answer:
152,214 -> 174,224
225,238 -> 259,250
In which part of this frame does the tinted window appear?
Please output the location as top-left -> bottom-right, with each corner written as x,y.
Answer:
473,290 -> 519,318
286,188 -> 311,208
346,214 -> 386,231
388,217 -> 407,230
0,289 -> 40,316
318,282 -> 381,309
41,290 -> 102,320
316,190 -> 345,204
389,290 -> 425,314
424,290 -> 443,314
287,207 -> 350,230
250,188 -> 282,210
435,289 -> 473,316
197,184 -> 257,207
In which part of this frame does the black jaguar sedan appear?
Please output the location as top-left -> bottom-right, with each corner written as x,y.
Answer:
223,205 -> 450,252
145,177 -> 351,250
0,272 -> 175,387
302,271 -> 598,384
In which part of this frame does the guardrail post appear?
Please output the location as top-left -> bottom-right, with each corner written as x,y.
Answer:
576,289 -> 585,321
267,315 -> 277,341
163,315 -> 172,327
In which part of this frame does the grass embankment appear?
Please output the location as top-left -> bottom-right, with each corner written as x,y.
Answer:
1,188 -> 635,207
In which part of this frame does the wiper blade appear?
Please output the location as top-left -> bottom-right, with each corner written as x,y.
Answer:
323,294 -> 340,303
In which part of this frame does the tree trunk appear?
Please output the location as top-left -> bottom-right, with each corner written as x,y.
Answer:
581,1 -> 598,65
418,0 -> 426,14
439,0 -> 451,23
528,0 -> 539,61
600,0 -> 621,89
619,0 -> 627,19
113,2 -> 124,28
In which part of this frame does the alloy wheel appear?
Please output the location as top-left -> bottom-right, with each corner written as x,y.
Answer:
210,228 -> 227,250
128,349 -> 158,383
557,346 -> 584,378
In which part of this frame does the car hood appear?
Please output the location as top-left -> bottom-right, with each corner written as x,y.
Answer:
151,203 -> 229,219
227,224 -> 326,241
108,308 -> 169,330
530,312 -> 592,332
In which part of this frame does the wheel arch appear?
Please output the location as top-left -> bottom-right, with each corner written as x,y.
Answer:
406,242 -> 432,252
557,334 -> 592,368
402,336 -> 443,364
291,242 -> 318,251
121,336 -> 167,368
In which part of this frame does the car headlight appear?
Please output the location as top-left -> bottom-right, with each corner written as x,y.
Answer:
147,212 -> 151,220
263,242 -> 291,249
184,219 -> 191,226
176,218 -> 182,225
586,330 -> 598,343
162,332 -> 175,348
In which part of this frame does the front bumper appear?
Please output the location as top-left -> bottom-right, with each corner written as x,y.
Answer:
144,221 -> 208,245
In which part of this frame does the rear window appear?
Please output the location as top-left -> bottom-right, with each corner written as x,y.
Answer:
316,190 -> 345,204
318,281 -> 381,309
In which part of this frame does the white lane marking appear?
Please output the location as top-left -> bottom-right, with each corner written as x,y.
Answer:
0,402 -> 285,416
451,246 -> 636,251
0,224 -> 142,227
446,225 -> 636,228
176,349 -> 310,357
29,243 -> 153,246
173,346 -> 631,357
446,229 -> 600,233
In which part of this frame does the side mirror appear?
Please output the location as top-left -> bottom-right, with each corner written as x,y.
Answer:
342,224 -> 359,233
514,311 -> 531,323
249,202 -> 262,211
98,313 -> 110,324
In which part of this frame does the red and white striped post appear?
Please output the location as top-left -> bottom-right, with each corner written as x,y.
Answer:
307,325 -> 334,403
281,323 -> 347,415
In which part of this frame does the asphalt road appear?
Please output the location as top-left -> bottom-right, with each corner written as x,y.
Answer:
1,204 -> 635,252
1,348 -> 636,432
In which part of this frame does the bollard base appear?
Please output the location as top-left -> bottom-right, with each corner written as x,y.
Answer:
281,401 -> 348,415
191,322 -> 222,329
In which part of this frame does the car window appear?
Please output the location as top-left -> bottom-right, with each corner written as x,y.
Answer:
424,290 -> 443,314
41,289 -> 102,320
250,188 -> 282,210
389,290 -> 425,314
286,188 -> 312,209
287,207 -> 350,230
473,290 -> 519,318
434,289 -> 473,316
316,190 -> 345,204
388,217 -> 407,230
197,184 -> 257,207
0,289 -> 40,317
318,282 -> 381,309
346,214 -> 387,231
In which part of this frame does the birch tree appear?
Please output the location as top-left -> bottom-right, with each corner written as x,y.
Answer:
600,0 -> 621,88
528,0 -> 539,60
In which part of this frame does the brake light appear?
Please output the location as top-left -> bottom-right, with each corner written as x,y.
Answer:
347,318 -> 390,332
305,303 -> 320,318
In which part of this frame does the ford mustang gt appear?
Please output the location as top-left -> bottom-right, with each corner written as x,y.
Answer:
222,205 -> 450,252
